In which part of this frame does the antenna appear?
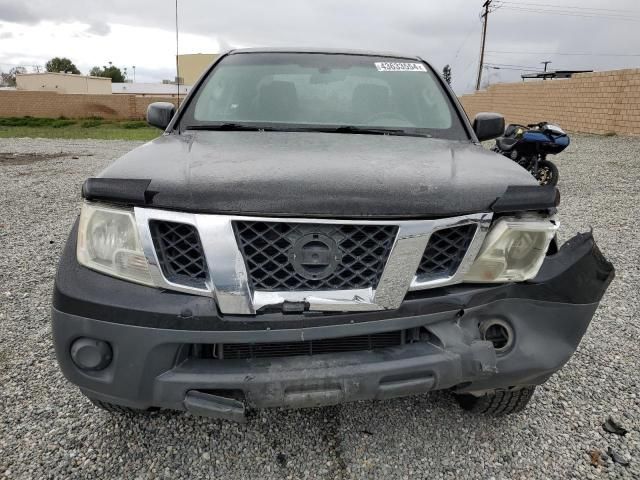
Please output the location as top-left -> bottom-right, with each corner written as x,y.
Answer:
175,0 -> 180,104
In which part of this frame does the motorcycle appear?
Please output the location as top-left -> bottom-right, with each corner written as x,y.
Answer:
492,122 -> 569,186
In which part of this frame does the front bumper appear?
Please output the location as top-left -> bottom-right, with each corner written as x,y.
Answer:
52,231 -> 613,420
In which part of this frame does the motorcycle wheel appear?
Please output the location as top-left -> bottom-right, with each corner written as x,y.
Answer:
534,159 -> 559,186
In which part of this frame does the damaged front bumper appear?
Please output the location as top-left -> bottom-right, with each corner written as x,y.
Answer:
51,232 -> 613,421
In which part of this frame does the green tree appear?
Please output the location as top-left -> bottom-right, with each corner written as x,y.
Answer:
442,64 -> 452,86
45,57 -> 80,74
89,62 -> 126,82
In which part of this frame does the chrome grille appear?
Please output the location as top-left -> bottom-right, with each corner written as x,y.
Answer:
416,224 -> 477,281
135,207 -> 492,315
149,220 -> 207,287
233,221 -> 398,291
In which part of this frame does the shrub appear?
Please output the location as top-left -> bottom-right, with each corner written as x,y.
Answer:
80,119 -> 103,128
0,117 -> 60,127
121,121 -> 148,129
51,119 -> 76,128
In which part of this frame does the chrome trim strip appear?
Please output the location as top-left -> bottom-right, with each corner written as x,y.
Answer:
373,221 -> 432,309
253,289 -> 376,312
135,208 -> 210,296
133,209 -> 493,315
195,215 -> 254,314
409,213 -> 492,291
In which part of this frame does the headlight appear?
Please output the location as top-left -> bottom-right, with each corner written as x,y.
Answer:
77,203 -> 154,286
464,216 -> 558,283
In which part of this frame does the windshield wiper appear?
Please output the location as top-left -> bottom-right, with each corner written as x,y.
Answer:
317,126 -> 430,137
184,123 -> 275,131
184,123 -> 431,137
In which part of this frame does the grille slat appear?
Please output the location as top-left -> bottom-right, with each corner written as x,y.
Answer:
150,220 -> 208,287
417,224 -> 477,281
234,221 -> 398,291
220,331 -> 403,360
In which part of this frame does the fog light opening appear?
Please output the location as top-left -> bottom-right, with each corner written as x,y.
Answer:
480,320 -> 514,354
70,337 -> 112,371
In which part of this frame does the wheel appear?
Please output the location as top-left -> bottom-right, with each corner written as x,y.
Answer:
88,397 -> 150,416
533,159 -> 559,186
455,386 -> 536,415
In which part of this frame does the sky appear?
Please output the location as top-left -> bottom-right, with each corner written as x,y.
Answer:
1,0 -> 639,93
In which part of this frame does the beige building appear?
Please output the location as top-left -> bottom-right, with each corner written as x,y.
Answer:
16,72 -> 112,95
112,82 -> 191,97
177,53 -> 220,85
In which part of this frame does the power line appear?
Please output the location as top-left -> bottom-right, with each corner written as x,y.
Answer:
485,60 -> 593,71
495,1 -> 639,14
451,6 -> 484,88
502,7 -> 640,20
453,17 -> 482,63
485,63 -> 544,71
486,50 -> 640,57
466,0 -> 640,89
484,65 -> 542,71
485,62 -> 545,69
495,5 -> 640,22
497,5 -> 640,18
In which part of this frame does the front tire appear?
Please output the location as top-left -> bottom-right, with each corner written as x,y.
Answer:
534,159 -> 559,186
455,386 -> 536,415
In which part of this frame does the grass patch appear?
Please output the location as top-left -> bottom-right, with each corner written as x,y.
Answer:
0,116 -> 160,141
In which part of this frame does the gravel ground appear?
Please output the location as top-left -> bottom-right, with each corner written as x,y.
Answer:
0,134 -> 638,479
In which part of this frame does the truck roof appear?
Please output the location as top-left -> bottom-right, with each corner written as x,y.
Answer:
228,47 -> 421,61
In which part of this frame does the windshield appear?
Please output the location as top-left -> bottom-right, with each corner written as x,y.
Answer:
180,52 -> 468,140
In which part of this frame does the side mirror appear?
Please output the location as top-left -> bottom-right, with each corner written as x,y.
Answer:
146,102 -> 176,130
473,112 -> 505,141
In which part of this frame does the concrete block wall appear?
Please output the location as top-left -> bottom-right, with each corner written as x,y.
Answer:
0,91 -> 179,120
459,69 -> 640,136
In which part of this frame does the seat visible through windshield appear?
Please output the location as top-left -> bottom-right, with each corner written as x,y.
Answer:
182,52 -> 468,140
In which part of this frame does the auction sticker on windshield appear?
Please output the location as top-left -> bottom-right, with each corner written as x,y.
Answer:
375,62 -> 427,72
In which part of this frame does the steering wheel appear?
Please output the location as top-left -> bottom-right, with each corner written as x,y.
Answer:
365,111 -> 410,124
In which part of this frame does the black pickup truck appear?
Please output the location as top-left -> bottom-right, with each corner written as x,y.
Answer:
52,48 -> 613,422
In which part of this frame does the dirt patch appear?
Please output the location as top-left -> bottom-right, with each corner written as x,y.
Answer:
0,152 -> 69,166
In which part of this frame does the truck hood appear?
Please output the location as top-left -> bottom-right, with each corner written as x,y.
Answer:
99,131 -> 538,218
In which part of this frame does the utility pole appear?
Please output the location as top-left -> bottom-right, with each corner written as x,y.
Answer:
475,0 -> 492,91
175,0 -> 180,103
